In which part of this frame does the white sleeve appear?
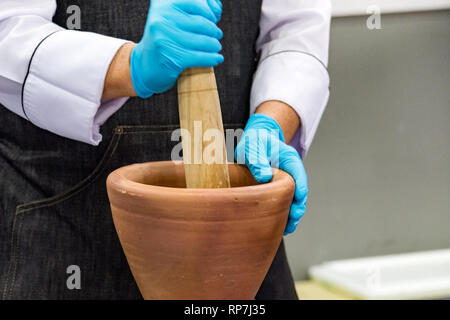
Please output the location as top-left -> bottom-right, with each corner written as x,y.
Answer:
251,0 -> 332,157
0,0 -> 129,145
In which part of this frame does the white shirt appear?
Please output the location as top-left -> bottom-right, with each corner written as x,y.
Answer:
0,0 -> 331,157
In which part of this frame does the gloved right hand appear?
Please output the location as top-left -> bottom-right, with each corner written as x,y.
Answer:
130,0 -> 224,98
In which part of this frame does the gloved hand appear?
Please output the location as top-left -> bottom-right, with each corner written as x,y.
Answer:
131,0 -> 224,98
235,113 -> 308,235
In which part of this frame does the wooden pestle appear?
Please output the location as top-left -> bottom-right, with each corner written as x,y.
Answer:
177,67 -> 231,188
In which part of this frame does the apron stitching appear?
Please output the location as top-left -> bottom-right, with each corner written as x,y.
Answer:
9,213 -> 23,299
117,123 -> 245,133
15,131 -> 122,214
2,208 -> 22,300
119,125 -> 180,130
121,130 -> 175,135
121,127 -> 245,135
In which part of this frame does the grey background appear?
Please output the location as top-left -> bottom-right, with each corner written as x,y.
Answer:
286,10 -> 450,280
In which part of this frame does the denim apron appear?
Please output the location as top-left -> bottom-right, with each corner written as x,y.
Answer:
0,0 -> 298,299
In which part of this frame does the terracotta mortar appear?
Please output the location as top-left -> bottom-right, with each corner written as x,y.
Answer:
106,161 -> 294,299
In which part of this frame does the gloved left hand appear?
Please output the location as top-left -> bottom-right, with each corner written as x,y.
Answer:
235,113 -> 308,235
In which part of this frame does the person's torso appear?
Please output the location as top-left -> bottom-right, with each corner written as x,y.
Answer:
0,0 -> 262,201
0,0 -> 263,299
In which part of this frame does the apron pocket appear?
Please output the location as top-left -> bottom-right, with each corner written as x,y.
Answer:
2,125 -> 179,299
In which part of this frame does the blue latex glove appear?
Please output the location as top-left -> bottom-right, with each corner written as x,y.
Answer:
235,114 -> 308,235
131,0 -> 224,98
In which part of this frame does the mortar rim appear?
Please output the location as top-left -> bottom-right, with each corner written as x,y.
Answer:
106,161 -> 294,197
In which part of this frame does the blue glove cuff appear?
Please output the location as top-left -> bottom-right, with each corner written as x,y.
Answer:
130,47 -> 154,99
244,113 -> 286,143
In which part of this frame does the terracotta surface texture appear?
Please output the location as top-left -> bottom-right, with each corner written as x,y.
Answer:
106,161 -> 295,299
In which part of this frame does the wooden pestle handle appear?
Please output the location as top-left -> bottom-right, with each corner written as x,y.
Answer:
177,67 -> 231,188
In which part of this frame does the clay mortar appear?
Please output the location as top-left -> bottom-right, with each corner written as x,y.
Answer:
106,161 -> 295,299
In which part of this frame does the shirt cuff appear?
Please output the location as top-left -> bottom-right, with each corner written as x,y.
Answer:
250,51 -> 330,158
22,30 -> 130,145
